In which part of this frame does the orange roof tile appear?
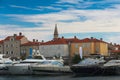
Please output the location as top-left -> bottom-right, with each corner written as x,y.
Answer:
80,38 -> 107,43
40,37 -> 81,45
4,36 -> 24,41
21,41 -> 40,46
0,40 -> 4,44
41,37 -> 107,45
111,50 -> 120,53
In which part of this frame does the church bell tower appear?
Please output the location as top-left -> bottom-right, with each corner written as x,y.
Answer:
54,24 -> 59,39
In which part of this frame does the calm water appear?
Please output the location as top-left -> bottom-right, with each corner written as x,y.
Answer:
0,75 -> 120,80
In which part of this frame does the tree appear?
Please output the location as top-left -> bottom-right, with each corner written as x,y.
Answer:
72,54 -> 81,64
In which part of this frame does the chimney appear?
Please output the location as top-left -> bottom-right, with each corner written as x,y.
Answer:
114,43 -> 116,46
100,38 -> 103,41
33,39 -> 35,42
42,40 -> 44,43
62,36 -> 64,39
36,40 -> 38,42
74,36 -> 77,39
19,32 -> 22,36
91,37 -> 93,40
13,34 -> 17,37
110,42 -> 112,45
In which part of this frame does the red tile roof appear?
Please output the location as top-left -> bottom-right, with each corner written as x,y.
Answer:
0,40 -> 4,44
114,45 -> 120,47
111,50 -> 120,53
4,36 -> 24,41
21,41 -> 41,46
40,37 -> 81,45
80,38 -> 107,43
40,37 -> 107,45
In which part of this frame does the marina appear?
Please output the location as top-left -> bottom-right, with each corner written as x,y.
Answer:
0,50 -> 120,76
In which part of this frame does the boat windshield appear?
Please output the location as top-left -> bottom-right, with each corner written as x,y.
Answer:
78,58 -> 105,65
51,61 -> 63,66
38,61 -> 63,66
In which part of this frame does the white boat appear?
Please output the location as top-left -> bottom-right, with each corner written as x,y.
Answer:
0,54 -> 13,74
7,56 -> 46,75
7,49 -> 64,75
102,60 -> 120,75
71,47 -> 106,76
31,60 -> 71,75
70,57 -> 106,76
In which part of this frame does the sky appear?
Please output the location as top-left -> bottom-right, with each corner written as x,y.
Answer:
1,0 -> 120,44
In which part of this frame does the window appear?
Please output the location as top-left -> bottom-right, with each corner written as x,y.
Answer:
6,51 -> 9,54
11,44 -> 14,47
23,49 -> 26,53
10,38 -> 14,41
75,44 -> 78,48
11,51 -> 14,54
6,45 -> 9,48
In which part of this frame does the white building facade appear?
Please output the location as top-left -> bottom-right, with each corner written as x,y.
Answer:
39,44 -> 69,58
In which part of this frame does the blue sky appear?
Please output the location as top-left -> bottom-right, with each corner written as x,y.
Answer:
1,0 -> 120,44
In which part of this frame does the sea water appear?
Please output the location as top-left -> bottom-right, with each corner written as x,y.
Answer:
0,75 -> 120,80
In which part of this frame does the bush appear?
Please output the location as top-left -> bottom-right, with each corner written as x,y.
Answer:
72,54 -> 81,64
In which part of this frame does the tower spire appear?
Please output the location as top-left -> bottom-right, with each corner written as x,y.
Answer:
54,24 -> 59,39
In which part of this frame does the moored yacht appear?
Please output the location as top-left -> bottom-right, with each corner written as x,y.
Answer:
31,60 -> 71,75
0,54 -> 13,74
102,60 -> 120,75
71,47 -> 106,76
7,50 -> 46,75
7,49 -> 65,75
70,57 -> 106,76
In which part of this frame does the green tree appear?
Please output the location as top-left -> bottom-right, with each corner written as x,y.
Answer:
72,54 -> 81,64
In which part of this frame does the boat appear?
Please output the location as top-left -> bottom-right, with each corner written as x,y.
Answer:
70,47 -> 106,76
70,57 -> 106,76
7,49 -> 65,75
0,54 -> 13,74
102,60 -> 120,75
7,50 -> 46,75
31,59 -> 71,75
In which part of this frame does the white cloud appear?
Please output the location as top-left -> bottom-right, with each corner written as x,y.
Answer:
107,36 -> 120,44
3,2 -> 120,43
9,5 -> 42,11
0,24 -> 53,41
6,5 -> 120,33
57,0 -> 83,4
10,5 -> 62,11
37,6 -> 62,10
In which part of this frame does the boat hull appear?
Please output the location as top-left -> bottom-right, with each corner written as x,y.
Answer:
102,66 -> 120,75
32,65 -> 72,75
8,64 -> 32,75
70,65 -> 103,76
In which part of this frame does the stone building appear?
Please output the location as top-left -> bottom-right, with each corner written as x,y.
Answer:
21,39 -> 40,59
0,40 -> 4,55
1,32 -> 29,58
70,37 -> 109,57
39,25 -> 109,61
